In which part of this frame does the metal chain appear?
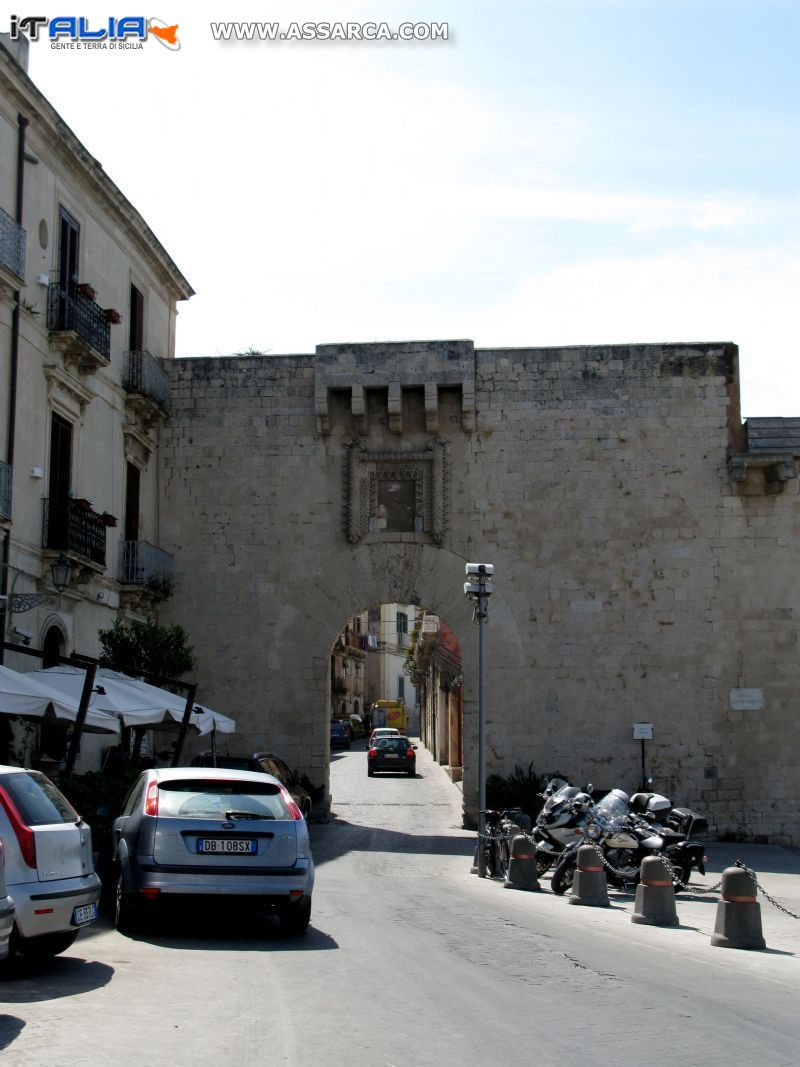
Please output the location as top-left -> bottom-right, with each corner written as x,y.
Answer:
733,859 -> 800,919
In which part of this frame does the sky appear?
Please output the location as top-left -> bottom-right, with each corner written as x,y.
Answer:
17,0 -> 800,416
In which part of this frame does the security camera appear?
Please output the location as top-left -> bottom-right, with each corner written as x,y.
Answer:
465,562 -> 494,576
464,580 -> 493,597
13,626 -> 33,645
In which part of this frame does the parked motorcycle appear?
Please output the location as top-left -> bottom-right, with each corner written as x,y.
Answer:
550,788 -> 706,895
530,778 -> 595,875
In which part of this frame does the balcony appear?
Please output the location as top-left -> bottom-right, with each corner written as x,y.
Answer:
120,540 -> 174,585
0,206 -> 25,295
0,461 -> 11,523
47,280 -> 111,371
42,498 -> 106,568
123,350 -> 171,424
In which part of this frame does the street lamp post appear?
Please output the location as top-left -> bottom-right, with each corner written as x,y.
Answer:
464,562 -> 493,876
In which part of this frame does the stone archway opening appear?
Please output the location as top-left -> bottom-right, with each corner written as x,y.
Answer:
327,601 -> 464,808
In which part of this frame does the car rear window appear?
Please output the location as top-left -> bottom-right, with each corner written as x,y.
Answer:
156,779 -> 291,820
377,738 -> 408,752
1,771 -> 78,826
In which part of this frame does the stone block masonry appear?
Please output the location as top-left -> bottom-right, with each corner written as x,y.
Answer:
158,341 -> 799,843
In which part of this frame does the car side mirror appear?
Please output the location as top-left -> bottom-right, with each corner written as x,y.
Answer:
412,744 -> 418,750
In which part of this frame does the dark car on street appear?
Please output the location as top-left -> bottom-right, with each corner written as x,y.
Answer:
253,753 -> 313,821
367,736 -> 417,776
330,721 -> 351,749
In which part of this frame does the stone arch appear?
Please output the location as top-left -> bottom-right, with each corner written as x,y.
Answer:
182,539 -> 526,824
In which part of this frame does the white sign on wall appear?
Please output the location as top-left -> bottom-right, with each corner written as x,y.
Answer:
632,722 -> 654,740
729,688 -> 764,712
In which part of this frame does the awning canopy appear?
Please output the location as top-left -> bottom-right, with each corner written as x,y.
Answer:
0,664 -> 121,734
30,666 -> 235,736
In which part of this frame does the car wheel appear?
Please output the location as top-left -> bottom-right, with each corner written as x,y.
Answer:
302,801 -> 312,821
407,768 -> 415,777
115,869 -> 142,934
14,928 -> 78,959
368,768 -> 374,776
279,899 -> 311,936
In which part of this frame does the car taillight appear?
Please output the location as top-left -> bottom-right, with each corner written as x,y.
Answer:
0,786 -> 37,869
144,780 -> 159,816
280,787 -> 303,821
406,748 -> 415,758
368,747 -> 377,757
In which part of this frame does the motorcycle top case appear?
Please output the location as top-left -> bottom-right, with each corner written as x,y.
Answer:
669,807 -> 709,837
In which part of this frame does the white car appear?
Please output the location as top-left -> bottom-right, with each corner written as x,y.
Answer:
0,765 -> 100,959
0,840 -> 15,959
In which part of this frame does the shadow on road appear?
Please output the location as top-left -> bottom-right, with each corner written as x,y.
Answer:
310,816 -> 474,867
112,904 -> 339,954
0,1015 -> 25,1050
0,954 -> 114,1001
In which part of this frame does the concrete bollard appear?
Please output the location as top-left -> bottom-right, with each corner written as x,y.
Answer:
568,844 -> 610,907
631,855 -> 679,927
504,834 -> 542,891
711,867 -> 766,950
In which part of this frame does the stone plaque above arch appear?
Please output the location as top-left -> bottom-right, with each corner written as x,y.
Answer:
343,440 -> 449,545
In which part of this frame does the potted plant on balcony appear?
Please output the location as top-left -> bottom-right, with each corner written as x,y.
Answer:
76,283 -> 97,300
104,308 -> 122,324
73,497 -> 94,512
101,512 -> 118,527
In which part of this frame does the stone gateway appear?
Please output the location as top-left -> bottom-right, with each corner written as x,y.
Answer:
160,339 -> 800,845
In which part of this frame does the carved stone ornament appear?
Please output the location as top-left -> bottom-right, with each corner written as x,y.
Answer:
342,440 -> 449,545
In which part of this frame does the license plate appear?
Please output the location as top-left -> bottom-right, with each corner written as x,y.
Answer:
384,753 -> 399,759
72,902 -> 98,926
196,839 -> 257,854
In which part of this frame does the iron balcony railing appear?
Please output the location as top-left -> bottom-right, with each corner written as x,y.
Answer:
42,498 -> 106,567
47,280 -> 111,361
0,461 -> 12,521
0,206 -> 25,282
120,540 -> 174,585
123,350 -> 171,414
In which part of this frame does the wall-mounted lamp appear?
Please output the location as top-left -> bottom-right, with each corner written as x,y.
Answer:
50,553 -> 72,593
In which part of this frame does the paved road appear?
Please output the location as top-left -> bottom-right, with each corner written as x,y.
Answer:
1,742 -> 799,1066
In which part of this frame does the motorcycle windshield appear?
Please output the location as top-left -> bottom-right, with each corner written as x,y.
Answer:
595,792 -> 629,820
546,786 -> 581,811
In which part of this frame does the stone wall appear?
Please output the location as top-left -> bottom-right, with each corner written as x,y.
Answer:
159,340 -> 799,843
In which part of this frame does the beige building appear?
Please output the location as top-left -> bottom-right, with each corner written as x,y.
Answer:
330,613 -> 367,723
0,38 -> 192,770
364,602 -> 419,732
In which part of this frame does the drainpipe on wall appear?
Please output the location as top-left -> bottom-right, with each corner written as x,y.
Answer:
0,113 -> 29,666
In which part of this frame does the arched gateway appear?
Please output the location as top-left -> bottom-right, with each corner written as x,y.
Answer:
158,339 -> 800,841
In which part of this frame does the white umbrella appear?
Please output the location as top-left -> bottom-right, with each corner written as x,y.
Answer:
32,666 -> 235,737
98,669 -> 236,736
0,664 -> 120,734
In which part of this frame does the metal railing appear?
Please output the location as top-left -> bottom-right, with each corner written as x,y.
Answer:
47,281 -> 110,361
0,461 -> 12,521
120,540 -> 174,584
123,350 -> 171,414
0,206 -> 25,282
42,498 -> 106,566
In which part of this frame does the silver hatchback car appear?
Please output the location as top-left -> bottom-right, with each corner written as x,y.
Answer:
0,765 -> 100,959
113,768 -> 314,935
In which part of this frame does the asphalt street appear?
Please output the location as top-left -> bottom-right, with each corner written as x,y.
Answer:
1,741 -> 798,1066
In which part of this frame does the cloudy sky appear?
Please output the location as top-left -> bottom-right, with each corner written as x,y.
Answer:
22,0 -> 800,416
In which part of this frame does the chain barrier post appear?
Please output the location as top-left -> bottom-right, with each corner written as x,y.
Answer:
504,834 -> 542,892
569,844 -> 610,907
711,866 -> 767,950
631,855 -> 679,927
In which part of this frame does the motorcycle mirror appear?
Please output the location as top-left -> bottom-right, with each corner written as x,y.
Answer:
585,783 -> 593,794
